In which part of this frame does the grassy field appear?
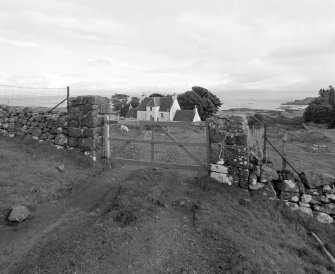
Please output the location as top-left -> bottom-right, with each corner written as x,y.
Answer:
0,131 -> 335,273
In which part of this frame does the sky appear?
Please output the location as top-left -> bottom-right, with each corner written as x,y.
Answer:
0,0 -> 335,98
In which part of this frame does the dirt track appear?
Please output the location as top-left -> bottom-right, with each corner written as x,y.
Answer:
1,165 -> 213,273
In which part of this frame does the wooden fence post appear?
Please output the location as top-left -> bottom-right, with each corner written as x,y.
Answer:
104,115 -> 110,163
151,125 -> 155,163
263,123 -> 267,163
282,131 -> 288,170
206,123 -> 211,172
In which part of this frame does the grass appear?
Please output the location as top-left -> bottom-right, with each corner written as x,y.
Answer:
194,176 -> 335,273
1,128 -> 335,273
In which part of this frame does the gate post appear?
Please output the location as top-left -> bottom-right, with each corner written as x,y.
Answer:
104,115 -> 110,163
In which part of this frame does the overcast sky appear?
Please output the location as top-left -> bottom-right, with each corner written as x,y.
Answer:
0,0 -> 334,96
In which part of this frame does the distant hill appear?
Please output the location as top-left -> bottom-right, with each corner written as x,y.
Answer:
281,97 -> 315,105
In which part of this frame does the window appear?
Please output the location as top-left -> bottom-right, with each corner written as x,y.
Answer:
150,107 -> 152,111
161,113 -> 163,118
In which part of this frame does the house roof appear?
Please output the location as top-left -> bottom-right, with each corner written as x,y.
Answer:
137,96 -> 174,112
173,110 -> 196,122
125,108 -> 137,118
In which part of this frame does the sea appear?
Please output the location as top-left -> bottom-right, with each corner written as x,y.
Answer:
217,90 -> 315,110
0,89 -> 316,111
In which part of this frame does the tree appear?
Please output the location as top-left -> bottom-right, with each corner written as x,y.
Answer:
149,93 -> 164,97
177,86 -> 222,120
130,97 -> 140,108
111,93 -> 129,116
303,85 -> 335,127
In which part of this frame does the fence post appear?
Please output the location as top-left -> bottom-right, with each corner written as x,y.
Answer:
282,131 -> 288,170
67,86 -> 70,113
104,115 -> 110,163
206,123 -> 211,172
151,125 -> 155,163
263,123 -> 267,163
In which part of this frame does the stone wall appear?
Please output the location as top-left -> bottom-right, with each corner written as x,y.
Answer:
207,113 -> 334,223
207,114 -> 250,188
0,105 -> 68,145
67,96 -> 109,152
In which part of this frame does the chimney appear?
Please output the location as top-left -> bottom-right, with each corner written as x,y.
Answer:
172,92 -> 177,101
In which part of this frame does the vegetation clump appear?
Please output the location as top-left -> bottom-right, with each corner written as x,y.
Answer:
303,85 -> 335,128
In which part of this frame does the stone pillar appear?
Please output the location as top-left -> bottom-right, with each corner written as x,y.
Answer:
67,96 -> 110,153
207,114 -> 250,189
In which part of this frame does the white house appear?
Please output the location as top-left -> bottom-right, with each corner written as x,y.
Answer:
126,93 -> 202,122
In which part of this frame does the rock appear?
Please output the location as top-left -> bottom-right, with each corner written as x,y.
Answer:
298,206 -> 313,216
57,164 -> 65,172
304,170 -> 335,188
306,188 -> 322,196
216,159 -> 224,165
299,202 -> 311,208
312,205 -> 326,213
320,196 -> 330,204
280,191 -> 300,202
54,134 -> 68,146
239,197 -> 252,206
314,212 -> 333,224
285,202 -> 299,210
248,173 -> 258,185
323,185 -> 335,194
275,180 -> 300,193
323,204 -> 335,215
249,183 -> 265,190
260,166 -> 279,183
261,182 -> 277,198
309,199 -> 322,205
210,164 -> 228,173
301,194 -> 312,204
326,193 -> 335,201
8,205 -> 30,222
210,172 -> 232,185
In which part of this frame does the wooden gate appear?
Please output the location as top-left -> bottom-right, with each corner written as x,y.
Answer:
104,118 -> 210,171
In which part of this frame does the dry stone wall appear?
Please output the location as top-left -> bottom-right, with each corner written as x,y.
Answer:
208,114 -> 250,189
0,95 -> 110,157
207,113 -> 334,223
0,105 -> 68,145
67,96 -> 109,152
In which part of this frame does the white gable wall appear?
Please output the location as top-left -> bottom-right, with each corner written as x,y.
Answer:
169,99 -> 181,121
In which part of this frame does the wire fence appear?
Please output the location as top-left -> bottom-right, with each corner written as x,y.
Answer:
0,84 -> 68,111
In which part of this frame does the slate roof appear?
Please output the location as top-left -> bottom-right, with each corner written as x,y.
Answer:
173,110 -> 196,122
137,96 -> 174,112
125,108 -> 137,118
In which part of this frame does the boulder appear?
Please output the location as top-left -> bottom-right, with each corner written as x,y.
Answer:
210,164 -> 228,173
304,170 -> 335,188
285,202 -> 299,210
326,193 -> 335,202
299,202 -> 311,208
249,183 -> 265,190
57,164 -> 65,172
323,185 -> 335,194
323,204 -> 335,215
8,205 -> 30,222
280,191 -> 300,203
260,166 -> 279,183
54,134 -> 68,146
314,212 -> 333,224
298,206 -> 313,216
306,188 -> 322,196
301,194 -> 312,204
275,180 -> 300,193
210,172 -> 232,185
248,173 -> 258,185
